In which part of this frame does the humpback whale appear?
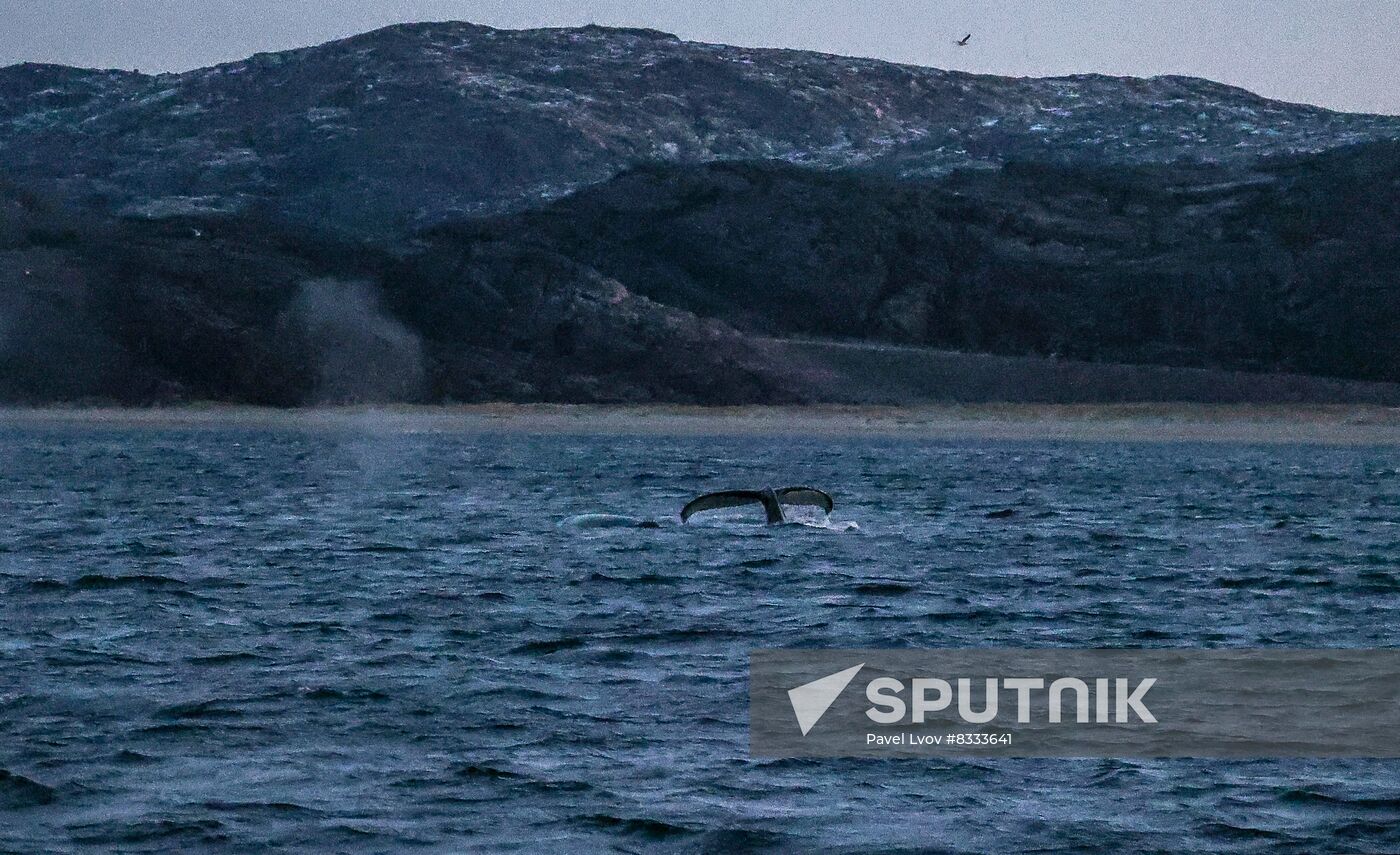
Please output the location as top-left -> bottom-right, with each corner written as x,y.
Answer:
681,487 -> 834,525
561,513 -> 662,530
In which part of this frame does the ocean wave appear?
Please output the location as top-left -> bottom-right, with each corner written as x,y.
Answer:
0,769 -> 56,809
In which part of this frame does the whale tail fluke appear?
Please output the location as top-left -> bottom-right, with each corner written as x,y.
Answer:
773,487 -> 834,515
681,490 -> 773,523
681,487 -> 833,524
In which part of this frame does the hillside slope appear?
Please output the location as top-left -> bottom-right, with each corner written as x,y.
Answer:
4,139 -> 1400,405
448,141 -> 1400,384
0,184 -> 813,404
1,22 -> 1398,235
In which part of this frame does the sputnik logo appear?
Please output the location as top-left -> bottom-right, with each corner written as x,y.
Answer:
788,663 -> 865,736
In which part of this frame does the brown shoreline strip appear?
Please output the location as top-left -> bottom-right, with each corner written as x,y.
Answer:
2,404 -> 1399,445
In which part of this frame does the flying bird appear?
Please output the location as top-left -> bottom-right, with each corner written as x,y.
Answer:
956,33 -> 972,46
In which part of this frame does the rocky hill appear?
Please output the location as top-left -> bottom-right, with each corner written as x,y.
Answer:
3,22 -> 1399,405
3,139 -> 1400,405
2,22 -> 1399,236
0,182 -> 815,404
450,141 -> 1400,385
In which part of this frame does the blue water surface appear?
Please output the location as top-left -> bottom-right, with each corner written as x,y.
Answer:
1,424 -> 1398,853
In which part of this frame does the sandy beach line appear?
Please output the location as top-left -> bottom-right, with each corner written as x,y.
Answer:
3,403 -> 1400,444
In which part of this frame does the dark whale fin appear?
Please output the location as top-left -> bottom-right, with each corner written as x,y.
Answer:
681,490 -> 771,523
775,487 -> 834,515
681,487 -> 834,524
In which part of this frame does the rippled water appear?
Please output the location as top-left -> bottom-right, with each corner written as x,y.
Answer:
2,423 -> 1399,853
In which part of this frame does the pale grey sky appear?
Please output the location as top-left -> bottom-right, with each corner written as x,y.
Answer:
2,0 -> 1397,114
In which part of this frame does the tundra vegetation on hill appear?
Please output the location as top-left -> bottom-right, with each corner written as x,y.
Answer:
1,23 -> 1399,404
458,143 -> 1400,384
2,140 -> 1400,404
2,22 -> 1398,236
0,183 -> 812,404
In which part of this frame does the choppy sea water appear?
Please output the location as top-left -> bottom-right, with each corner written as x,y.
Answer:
2,423 -> 1399,854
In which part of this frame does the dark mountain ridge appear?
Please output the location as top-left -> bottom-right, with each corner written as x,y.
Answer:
2,22 -> 1399,404
3,140 -> 1400,404
0,181 -> 814,404
424,139 -> 1400,385
2,21 -> 1398,236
